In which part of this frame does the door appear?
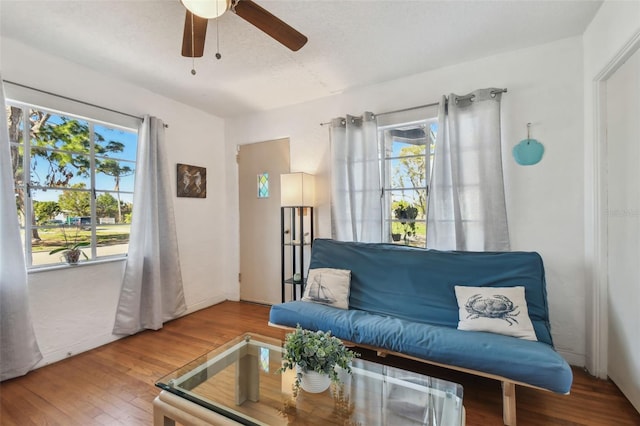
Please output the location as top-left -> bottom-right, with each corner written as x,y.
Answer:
606,47 -> 640,412
238,139 -> 290,304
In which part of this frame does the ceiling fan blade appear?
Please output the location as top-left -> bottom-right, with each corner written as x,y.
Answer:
182,11 -> 208,57
233,0 -> 308,51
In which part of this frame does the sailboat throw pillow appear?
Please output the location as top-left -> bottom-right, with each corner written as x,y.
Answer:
302,268 -> 352,310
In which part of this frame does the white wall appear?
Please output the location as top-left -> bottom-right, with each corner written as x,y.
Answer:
1,37 -> 233,367
226,37 -> 586,365
582,0 -> 640,378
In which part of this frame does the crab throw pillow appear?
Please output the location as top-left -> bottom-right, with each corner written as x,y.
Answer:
454,286 -> 537,341
302,268 -> 351,310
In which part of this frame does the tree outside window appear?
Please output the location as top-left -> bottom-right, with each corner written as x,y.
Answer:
6,102 -> 137,267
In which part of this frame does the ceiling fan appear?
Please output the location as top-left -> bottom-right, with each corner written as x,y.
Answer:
181,0 -> 308,58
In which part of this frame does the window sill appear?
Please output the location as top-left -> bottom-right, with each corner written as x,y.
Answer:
28,256 -> 127,274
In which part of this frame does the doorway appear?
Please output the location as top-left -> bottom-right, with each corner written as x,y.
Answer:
605,46 -> 640,412
238,138 -> 290,305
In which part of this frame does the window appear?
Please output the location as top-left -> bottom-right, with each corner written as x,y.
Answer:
257,172 -> 269,198
379,113 -> 437,247
7,101 -> 138,267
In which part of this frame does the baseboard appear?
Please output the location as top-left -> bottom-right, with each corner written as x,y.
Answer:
182,295 -> 228,316
35,332 -> 123,368
558,349 -> 585,368
609,370 -> 640,413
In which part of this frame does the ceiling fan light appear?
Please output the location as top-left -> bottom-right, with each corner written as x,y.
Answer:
181,0 -> 230,19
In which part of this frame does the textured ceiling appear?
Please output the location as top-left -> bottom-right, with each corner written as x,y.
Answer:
0,0 -> 602,118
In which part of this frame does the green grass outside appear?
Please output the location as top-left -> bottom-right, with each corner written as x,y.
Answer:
391,221 -> 426,247
29,225 -> 131,253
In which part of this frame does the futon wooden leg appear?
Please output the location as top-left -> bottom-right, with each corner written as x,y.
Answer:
502,381 -> 517,425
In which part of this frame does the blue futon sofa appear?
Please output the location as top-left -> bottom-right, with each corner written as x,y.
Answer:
269,239 -> 572,425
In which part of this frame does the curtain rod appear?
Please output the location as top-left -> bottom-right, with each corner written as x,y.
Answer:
3,80 -> 169,128
320,88 -> 507,126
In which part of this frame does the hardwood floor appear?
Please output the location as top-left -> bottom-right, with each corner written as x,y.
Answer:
1,301 -> 638,425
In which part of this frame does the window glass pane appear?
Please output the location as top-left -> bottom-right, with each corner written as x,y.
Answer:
95,124 -> 137,194
8,106 -> 26,228
7,105 -> 25,144
388,157 -> 427,189
258,173 -> 269,198
388,137 -> 427,158
95,158 -> 136,192
31,111 -> 90,154
30,148 -> 92,188
94,124 -> 138,158
56,186 -> 92,218
10,146 -> 26,227
31,188 -> 90,266
95,190 -> 132,258
32,190 -> 64,226
389,190 -> 426,248
389,219 -> 426,247
96,190 -> 133,224
95,224 -> 131,259
388,190 -> 427,220
429,122 -> 438,145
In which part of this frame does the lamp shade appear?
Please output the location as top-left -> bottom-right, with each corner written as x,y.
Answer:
181,0 -> 230,19
281,173 -> 315,207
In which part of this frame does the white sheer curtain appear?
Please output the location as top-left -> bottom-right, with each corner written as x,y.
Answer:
330,112 -> 383,243
0,75 -> 43,380
113,116 -> 186,335
427,88 -> 510,251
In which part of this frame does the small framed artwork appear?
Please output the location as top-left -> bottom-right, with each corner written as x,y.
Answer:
177,163 -> 206,198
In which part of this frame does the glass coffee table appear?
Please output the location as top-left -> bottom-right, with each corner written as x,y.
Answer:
154,333 -> 464,425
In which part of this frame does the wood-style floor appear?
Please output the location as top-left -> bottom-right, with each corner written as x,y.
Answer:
1,301 -> 638,426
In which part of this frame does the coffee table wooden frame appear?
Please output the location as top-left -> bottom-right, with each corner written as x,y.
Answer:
154,332 -> 465,426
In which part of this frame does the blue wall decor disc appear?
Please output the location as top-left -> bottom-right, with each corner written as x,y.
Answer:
513,139 -> 544,165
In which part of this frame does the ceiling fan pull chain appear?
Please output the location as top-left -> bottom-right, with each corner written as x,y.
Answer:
215,11 -> 222,60
190,12 -> 197,75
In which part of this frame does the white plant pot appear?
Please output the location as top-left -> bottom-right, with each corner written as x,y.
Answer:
298,368 -> 331,393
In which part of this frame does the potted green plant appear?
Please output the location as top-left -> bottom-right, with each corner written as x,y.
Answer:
49,224 -> 90,264
279,325 -> 357,394
393,201 -> 418,243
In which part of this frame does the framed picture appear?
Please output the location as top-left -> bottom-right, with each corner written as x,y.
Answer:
177,163 -> 206,198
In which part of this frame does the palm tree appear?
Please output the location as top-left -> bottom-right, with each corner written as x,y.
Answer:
97,159 -> 133,223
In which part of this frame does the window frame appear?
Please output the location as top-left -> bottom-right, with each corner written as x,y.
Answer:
7,99 -> 138,269
378,113 -> 437,247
